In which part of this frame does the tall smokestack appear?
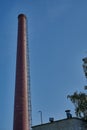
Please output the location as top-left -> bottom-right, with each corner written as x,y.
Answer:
13,14 -> 31,130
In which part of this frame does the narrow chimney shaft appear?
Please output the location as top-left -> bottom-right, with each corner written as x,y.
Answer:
13,14 -> 30,130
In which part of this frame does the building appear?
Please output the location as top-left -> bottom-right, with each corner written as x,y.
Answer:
32,117 -> 87,130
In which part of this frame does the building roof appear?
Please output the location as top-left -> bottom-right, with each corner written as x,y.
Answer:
32,117 -> 83,128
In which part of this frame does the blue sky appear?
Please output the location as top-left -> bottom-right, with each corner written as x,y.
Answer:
0,0 -> 87,129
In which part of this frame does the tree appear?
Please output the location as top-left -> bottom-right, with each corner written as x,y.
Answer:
67,91 -> 87,120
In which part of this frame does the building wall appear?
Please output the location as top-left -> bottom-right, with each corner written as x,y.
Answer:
32,118 -> 86,130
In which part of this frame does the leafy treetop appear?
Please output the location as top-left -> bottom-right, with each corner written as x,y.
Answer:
67,91 -> 87,120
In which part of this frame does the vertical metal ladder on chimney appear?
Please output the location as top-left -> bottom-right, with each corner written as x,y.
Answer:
26,19 -> 32,130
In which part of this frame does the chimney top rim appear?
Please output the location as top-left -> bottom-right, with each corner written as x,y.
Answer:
18,14 -> 26,19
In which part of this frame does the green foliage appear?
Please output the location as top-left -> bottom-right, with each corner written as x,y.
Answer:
67,92 -> 87,120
